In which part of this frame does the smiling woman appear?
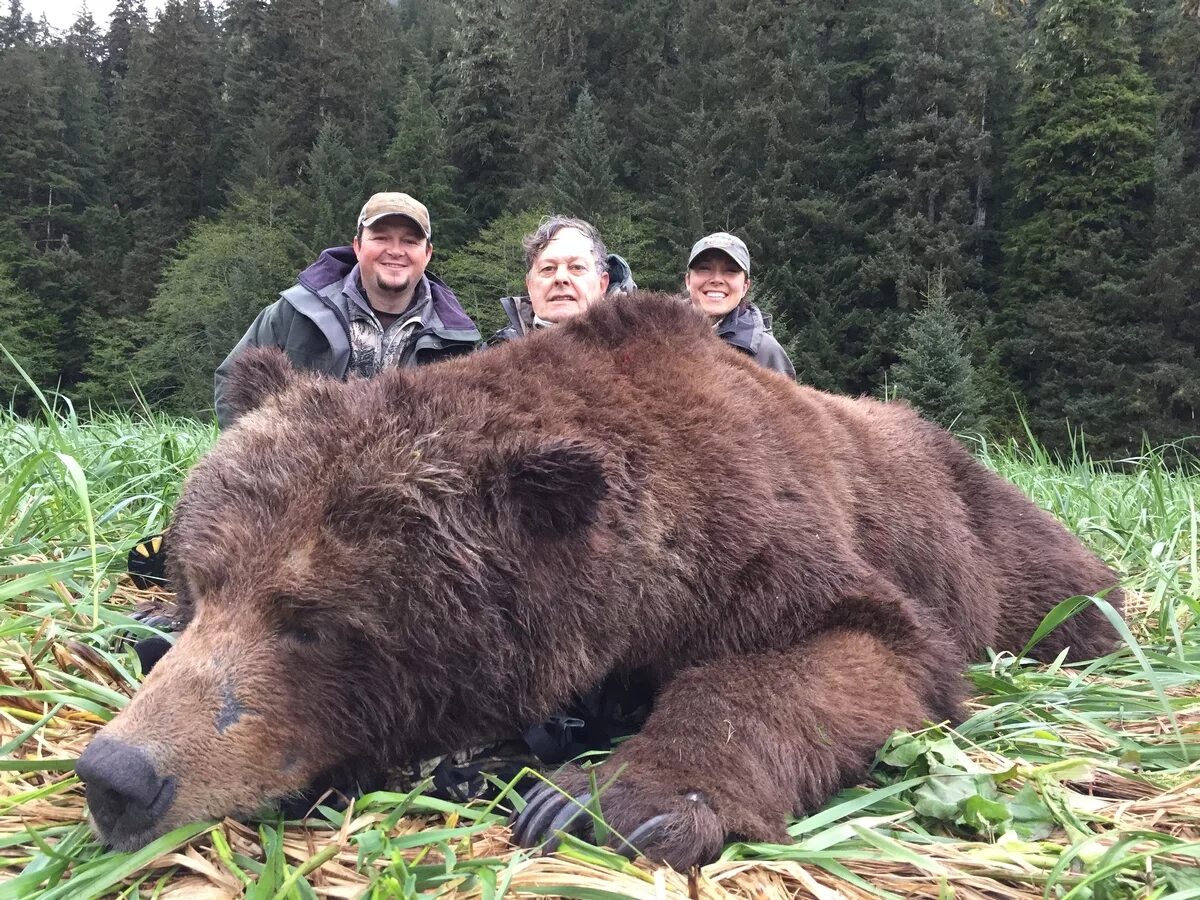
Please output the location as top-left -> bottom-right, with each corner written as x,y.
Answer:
684,232 -> 796,379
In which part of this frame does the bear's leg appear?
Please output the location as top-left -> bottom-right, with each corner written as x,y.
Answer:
512,628 -> 953,869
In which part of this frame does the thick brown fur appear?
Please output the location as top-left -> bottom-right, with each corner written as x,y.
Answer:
78,292 -> 1123,867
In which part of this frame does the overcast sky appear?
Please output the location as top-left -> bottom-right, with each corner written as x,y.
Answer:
23,1 -> 166,33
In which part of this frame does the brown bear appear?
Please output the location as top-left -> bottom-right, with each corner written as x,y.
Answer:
76,292 -> 1123,869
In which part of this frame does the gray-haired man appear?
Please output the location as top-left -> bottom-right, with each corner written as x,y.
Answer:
487,215 -> 636,344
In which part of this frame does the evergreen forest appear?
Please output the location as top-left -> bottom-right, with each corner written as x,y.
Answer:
1,0 -> 1198,457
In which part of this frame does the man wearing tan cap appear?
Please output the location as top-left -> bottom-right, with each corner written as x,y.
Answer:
215,192 -> 480,427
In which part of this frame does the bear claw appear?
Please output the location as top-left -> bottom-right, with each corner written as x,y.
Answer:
510,777 -> 718,866
511,783 -> 592,848
607,813 -> 671,859
540,791 -> 594,852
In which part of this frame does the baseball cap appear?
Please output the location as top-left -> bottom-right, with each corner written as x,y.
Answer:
357,192 -> 431,239
687,232 -> 750,274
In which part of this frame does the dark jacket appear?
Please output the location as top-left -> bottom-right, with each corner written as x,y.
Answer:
486,254 -> 636,345
716,302 -> 796,379
214,247 -> 480,427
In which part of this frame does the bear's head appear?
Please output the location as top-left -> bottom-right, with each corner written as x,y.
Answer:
76,348 -> 614,850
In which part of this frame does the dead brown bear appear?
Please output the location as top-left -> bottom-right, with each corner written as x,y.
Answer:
77,291 -> 1123,868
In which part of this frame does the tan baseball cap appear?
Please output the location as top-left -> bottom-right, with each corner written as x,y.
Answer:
687,232 -> 750,274
357,192 -> 431,238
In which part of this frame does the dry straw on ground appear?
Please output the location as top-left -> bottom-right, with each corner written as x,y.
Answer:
3,577 -> 1199,899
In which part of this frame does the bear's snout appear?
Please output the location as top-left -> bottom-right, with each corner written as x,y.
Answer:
77,735 -> 176,849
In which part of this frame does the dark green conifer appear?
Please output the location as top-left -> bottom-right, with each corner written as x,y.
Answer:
445,0 -> 519,224
547,87 -> 617,219
889,270 -> 984,433
376,75 -> 468,249
1000,0 -> 1160,453
303,121 -> 363,251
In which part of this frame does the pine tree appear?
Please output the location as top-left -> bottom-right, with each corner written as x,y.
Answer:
109,0 -> 222,308
435,208 -> 544,336
101,0 -> 147,99
445,0 -> 519,224
1139,146 -> 1200,435
66,7 -> 103,68
255,0 -> 403,181
215,0 -> 271,192
575,0 -> 673,175
1156,0 -> 1199,171
547,86 -> 617,219
1136,1 -> 1200,436
858,0 -> 1001,316
1,0 -> 35,48
0,42 -> 77,246
744,0 -> 884,393
374,74 -> 468,249
223,101 -> 304,232
303,121 -> 363,251
506,0 -> 591,183
889,270 -> 984,432
55,12 -> 109,213
638,0 -> 752,250
0,260 -> 58,411
1000,0 -> 1160,453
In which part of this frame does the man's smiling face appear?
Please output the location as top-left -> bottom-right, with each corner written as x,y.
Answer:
353,217 -> 432,310
685,250 -> 750,321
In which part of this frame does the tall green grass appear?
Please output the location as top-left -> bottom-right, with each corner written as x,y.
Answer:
1,410 -> 1197,898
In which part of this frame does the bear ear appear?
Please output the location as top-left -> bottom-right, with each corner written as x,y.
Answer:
223,348 -> 297,421
493,440 -> 608,537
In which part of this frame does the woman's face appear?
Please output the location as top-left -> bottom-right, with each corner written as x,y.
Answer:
686,250 -> 750,321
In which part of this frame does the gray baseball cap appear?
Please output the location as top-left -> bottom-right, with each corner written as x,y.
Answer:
687,232 -> 750,274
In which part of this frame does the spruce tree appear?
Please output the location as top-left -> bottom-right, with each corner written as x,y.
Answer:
110,0 -> 222,308
223,101 -> 303,232
1139,147 -> 1200,436
65,8 -> 103,68
0,261 -> 58,411
215,0 -> 270,192
0,42 -> 79,248
889,270 -> 983,432
859,0 -> 1000,316
445,0 -> 519,224
435,208 -> 543,336
1,0 -> 35,48
375,75 -> 468,249
1136,1 -> 1200,437
101,0 -> 147,98
547,86 -> 617,219
303,121 -> 363,252
506,0 -> 591,183
1156,0 -> 1199,170
1000,0 -> 1160,453
255,0 -> 403,180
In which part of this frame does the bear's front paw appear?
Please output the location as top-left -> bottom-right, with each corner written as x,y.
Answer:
509,764 -> 725,869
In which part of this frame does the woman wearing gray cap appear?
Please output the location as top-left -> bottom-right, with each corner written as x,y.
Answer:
685,232 -> 796,379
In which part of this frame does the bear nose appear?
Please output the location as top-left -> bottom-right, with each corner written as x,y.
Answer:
77,736 -> 176,841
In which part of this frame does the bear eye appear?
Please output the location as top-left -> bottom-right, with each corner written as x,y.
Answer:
279,622 -> 319,644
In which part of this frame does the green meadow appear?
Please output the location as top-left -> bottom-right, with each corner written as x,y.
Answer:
1,405 -> 1197,899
